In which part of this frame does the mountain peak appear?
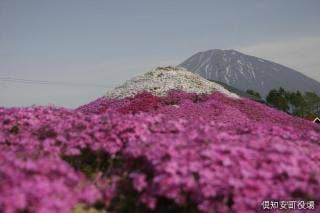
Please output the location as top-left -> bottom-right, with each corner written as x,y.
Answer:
180,50 -> 320,97
197,49 -> 245,58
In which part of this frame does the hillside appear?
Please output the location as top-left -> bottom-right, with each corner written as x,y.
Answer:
1,79 -> 320,212
105,66 -> 238,99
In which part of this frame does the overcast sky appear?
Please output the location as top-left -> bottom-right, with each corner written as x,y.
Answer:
1,0 -> 320,107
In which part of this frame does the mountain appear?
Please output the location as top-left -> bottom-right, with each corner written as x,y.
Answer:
179,49 -> 320,97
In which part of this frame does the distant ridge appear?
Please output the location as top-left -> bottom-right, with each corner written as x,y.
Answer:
180,49 -> 320,97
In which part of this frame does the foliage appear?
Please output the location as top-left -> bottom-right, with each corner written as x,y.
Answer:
304,92 -> 320,116
266,87 -> 289,112
246,89 -> 262,100
266,88 -> 320,118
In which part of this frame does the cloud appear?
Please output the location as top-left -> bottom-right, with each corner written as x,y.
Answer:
238,36 -> 320,82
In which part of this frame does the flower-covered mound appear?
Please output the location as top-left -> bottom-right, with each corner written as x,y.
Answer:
105,66 -> 239,99
1,91 -> 320,213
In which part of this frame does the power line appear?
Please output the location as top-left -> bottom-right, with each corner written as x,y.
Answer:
0,77 -> 108,88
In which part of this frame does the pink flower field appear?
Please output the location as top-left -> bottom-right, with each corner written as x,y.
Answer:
1,91 -> 320,212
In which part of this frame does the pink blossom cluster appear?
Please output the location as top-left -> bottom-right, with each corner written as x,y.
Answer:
1,91 -> 320,212
0,150 -> 101,213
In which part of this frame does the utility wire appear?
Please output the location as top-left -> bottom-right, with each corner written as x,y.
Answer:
0,77 -> 108,88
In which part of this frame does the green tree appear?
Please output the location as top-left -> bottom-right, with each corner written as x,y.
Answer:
266,87 -> 289,112
246,89 -> 262,100
287,91 -> 307,116
304,92 -> 320,116
266,87 -> 320,118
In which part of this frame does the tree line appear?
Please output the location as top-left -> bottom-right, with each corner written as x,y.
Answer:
246,88 -> 320,119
